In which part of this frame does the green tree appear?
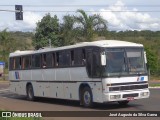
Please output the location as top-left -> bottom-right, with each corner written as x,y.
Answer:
74,9 -> 107,42
0,30 -> 31,68
0,30 -> 14,67
145,47 -> 158,75
60,15 -> 76,45
33,14 -> 61,49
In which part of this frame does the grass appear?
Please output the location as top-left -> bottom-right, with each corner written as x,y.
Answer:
149,75 -> 160,81
149,84 -> 160,87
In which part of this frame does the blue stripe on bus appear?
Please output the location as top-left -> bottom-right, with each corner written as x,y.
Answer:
15,72 -> 20,79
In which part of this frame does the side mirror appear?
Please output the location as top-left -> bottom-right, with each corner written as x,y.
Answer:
101,52 -> 106,66
144,51 -> 147,64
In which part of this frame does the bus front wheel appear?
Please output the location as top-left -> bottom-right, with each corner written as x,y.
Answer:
27,84 -> 35,101
81,87 -> 93,107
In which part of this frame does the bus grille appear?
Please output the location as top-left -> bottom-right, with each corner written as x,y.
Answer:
109,84 -> 148,91
123,93 -> 139,98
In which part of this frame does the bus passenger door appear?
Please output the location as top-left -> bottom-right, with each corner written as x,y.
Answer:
86,49 -> 101,78
86,49 -> 103,103
86,50 -> 93,79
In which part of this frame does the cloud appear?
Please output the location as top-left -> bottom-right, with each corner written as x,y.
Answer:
23,12 -> 42,30
97,0 -> 160,31
0,12 -> 42,32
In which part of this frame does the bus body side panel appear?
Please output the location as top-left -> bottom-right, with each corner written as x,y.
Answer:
9,71 -> 14,81
87,80 -> 104,103
63,83 -> 79,100
56,68 -> 70,81
9,67 -> 104,103
32,69 -> 43,81
9,70 -> 26,95
9,81 -> 27,95
70,67 -> 89,81
69,67 -> 103,102
21,70 -> 32,81
42,69 -> 56,81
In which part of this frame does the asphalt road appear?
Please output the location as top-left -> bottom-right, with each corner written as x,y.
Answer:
0,82 -> 160,120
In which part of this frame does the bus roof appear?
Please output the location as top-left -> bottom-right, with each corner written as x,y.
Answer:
9,40 -> 143,57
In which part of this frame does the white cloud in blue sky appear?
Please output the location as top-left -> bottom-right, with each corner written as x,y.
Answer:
0,0 -> 160,31
97,0 -> 160,31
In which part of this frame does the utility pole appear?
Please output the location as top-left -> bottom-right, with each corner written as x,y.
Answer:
49,39 -> 51,48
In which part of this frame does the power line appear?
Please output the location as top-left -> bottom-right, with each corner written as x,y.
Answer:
0,9 -> 22,13
1,9 -> 160,13
0,5 -> 160,7
0,9 -> 17,12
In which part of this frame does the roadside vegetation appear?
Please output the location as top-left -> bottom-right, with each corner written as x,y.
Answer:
0,9 -> 160,79
149,84 -> 160,87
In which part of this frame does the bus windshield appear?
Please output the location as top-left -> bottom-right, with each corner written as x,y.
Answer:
102,48 -> 147,77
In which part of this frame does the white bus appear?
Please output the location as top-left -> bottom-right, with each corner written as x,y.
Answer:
9,40 -> 150,107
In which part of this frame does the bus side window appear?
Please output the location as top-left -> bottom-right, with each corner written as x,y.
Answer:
42,54 -> 46,68
22,57 -> 25,69
56,52 -> 59,67
82,48 -> 86,65
12,58 -> 16,70
46,53 -> 54,68
10,58 -> 15,70
9,58 -> 14,70
59,51 -> 70,67
32,54 -> 41,68
52,53 -> 55,67
71,50 -> 74,66
15,57 -> 21,70
23,56 -> 31,69
65,51 -> 71,66
73,48 -> 86,66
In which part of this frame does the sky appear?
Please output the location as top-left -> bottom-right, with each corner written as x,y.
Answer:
0,0 -> 160,31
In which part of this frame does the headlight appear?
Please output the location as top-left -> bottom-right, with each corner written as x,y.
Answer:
110,94 -> 121,99
140,92 -> 149,97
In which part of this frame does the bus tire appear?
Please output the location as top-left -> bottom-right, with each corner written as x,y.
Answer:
81,87 -> 93,107
118,100 -> 129,106
27,84 -> 35,101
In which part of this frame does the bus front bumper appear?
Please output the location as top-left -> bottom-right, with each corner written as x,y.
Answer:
102,89 -> 150,102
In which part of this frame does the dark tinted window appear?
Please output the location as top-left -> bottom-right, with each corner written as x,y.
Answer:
71,50 -> 74,66
15,57 -> 21,69
9,58 -> 14,70
42,54 -> 47,68
56,52 -> 59,66
42,53 -> 55,68
74,49 -> 86,66
46,53 -> 54,67
58,51 -> 70,67
92,51 -> 101,77
22,56 -> 31,69
32,54 -> 41,68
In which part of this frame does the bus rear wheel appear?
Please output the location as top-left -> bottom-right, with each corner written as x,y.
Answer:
81,87 -> 93,107
118,101 -> 129,106
27,84 -> 35,101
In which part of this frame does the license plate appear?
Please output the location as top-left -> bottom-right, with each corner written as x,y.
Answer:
127,97 -> 134,101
